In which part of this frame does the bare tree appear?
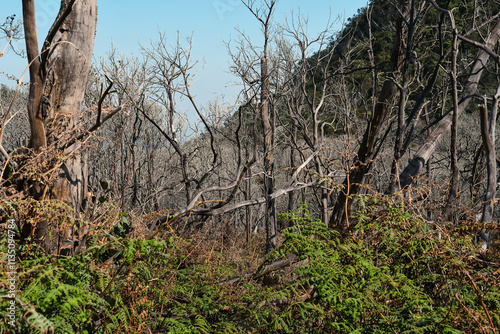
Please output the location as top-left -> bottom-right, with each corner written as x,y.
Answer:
22,0 -> 97,204
399,9 -> 500,189
330,0 -> 412,227
0,14 -> 24,59
240,0 -> 278,252
478,88 -> 499,249
279,15 -> 337,226
19,0 -> 98,252
442,7 -> 460,220
140,33 -> 218,205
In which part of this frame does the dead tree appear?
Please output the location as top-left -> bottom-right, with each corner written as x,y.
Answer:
280,16 -> 337,226
399,12 -> 500,189
21,0 -> 97,252
479,89 -> 499,249
241,0 -> 278,252
330,0 -> 411,227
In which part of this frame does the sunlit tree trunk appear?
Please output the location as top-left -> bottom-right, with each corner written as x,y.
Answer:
399,17 -> 500,189
23,0 -> 97,252
23,0 -> 97,208
41,0 -> 97,210
22,0 -> 45,150
479,93 -> 498,249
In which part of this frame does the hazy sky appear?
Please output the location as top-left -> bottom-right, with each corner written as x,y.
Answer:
1,0 -> 368,109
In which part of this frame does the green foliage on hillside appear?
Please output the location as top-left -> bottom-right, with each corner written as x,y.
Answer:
3,1 -> 500,333
319,0 -> 500,119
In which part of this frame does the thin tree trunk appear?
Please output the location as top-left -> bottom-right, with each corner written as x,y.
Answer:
288,124 -> 297,213
246,166 -> 252,244
479,88 -> 499,249
314,156 -> 329,225
23,1 -> 49,253
261,56 -> 277,252
22,0 -> 46,150
388,78 -> 408,194
330,0 -> 410,227
442,29 -> 460,220
388,0 -> 415,194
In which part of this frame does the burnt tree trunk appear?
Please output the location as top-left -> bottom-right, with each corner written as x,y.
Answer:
330,0 -> 410,227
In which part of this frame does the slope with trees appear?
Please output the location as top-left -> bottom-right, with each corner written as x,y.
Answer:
1,0 -> 500,332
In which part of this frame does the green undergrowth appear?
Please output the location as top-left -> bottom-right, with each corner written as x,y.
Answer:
1,201 -> 499,333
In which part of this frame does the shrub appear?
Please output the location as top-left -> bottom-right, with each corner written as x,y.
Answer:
0,200 -> 498,333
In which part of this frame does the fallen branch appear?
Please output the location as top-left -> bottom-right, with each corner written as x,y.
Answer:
219,253 -> 301,285
252,253 -> 299,280
269,285 -> 315,306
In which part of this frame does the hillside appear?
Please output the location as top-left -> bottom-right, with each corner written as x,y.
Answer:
1,0 -> 500,332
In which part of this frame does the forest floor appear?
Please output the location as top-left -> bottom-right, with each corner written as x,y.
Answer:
1,199 -> 500,333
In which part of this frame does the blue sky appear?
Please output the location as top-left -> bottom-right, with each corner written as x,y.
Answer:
1,0 -> 368,109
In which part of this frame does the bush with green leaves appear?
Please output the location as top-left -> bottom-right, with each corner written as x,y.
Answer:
0,251 -> 109,333
1,200 -> 498,333
254,202 -> 500,333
